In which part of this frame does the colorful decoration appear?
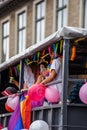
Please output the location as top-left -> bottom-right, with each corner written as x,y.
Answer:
8,103 -> 23,130
52,44 -> 56,54
5,95 -> 19,112
45,86 -> 60,103
16,64 -> 20,75
8,94 -> 32,130
37,51 -> 40,61
25,59 -> 31,65
56,43 -> 58,53
33,53 -> 37,62
24,42 -> 63,67
20,94 -> 32,129
60,40 -> 63,54
46,64 -> 50,76
42,49 -> 45,56
48,46 -> 51,54
75,37 -> 85,43
29,120 -> 49,130
79,82 -> 87,104
70,46 -> 76,61
28,84 -> 46,101
41,53 -> 49,59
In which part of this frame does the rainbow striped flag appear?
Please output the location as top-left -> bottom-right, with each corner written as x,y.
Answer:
20,93 -> 32,129
8,93 -> 32,130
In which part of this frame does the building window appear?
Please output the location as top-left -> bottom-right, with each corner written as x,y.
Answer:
2,21 -> 10,62
56,0 -> 67,30
35,0 -> 45,43
17,11 -> 26,53
83,0 -> 87,28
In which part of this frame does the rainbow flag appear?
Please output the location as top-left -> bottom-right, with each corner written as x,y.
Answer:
8,94 -> 32,130
20,93 -> 32,129
8,103 -> 23,130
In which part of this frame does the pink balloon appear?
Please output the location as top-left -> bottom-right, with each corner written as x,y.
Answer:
28,84 -> 46,101
45,86 -> 60,103
5,95 -> 19,112
79,82 -> 87,104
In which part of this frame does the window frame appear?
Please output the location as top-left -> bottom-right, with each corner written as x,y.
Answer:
15,7 -> 27,54
33,0 -> 46,44
2,20 -> 10,62
17,11 -> 26,53
56,0 -> 67,30
83,0 -> 87,28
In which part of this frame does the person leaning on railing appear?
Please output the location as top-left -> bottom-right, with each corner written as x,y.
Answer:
40,48 -> 62,104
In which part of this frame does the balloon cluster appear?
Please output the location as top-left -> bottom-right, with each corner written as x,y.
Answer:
28,84 -> 60,104
5,84 -> 60,112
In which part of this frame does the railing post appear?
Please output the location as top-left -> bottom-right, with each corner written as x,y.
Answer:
61,39 -> 70,130
19,60 -> 24,90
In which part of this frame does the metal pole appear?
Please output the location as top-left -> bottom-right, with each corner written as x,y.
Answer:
61,39 -> 69,130
19,60 -> 24,90
0,72 -> 1,85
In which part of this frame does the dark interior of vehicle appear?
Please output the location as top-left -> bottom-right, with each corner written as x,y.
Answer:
69,38 -> 87,75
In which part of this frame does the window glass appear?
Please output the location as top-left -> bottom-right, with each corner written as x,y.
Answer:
36,21 -> 40,42
6,22 -> 9,35
56,0 -> 67,30
37,4 -> 41,19
23,29 -> 26,49
63,8 -> 67,26
58,0 -> 62,8
84,0 -> 87,28
23,12 -> 26,27
19,31 -> 22,53
2,21 -> 10,62
19,14 -> 23,29
35,0 -> 45,43
41,19 -> 45,40
63,0 -> 66,5
57,11 -> 62,29
18,11 -> 26,53
41,1 -> 45,17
